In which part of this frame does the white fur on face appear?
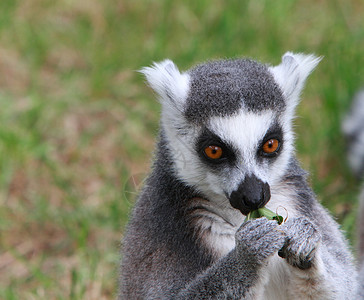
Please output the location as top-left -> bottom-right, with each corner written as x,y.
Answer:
140,60 -> 205,184
208,110 -> 275,191
206,109 -> 293,195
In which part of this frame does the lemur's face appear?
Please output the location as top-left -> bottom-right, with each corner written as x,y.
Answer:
141,53 -> 320,214
166,107 -> 293,215
192,109 -> 289,215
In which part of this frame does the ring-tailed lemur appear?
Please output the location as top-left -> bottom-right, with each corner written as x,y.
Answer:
120,52 -> 357,299
342,89 -> 364,298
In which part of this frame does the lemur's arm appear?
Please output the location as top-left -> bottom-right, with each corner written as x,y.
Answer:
175,218 -> 285,299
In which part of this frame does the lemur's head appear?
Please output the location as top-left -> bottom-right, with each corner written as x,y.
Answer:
141,53 -> 320,215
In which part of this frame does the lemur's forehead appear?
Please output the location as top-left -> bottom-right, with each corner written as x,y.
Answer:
184,59 -> 285,124
207,109 -> 277,152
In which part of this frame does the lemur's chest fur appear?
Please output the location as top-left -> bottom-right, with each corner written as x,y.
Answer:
188,187 -> 298,298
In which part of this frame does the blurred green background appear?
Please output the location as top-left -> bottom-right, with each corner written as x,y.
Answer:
0,0 -> 363,299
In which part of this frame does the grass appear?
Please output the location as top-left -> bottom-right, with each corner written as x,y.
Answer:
0,0 -> 364,298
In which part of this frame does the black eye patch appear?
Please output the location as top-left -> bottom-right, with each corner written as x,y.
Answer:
196,129 -> 236,165
257,123 -> 284,159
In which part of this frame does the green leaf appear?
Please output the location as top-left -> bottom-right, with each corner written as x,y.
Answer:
244,207 -> 284,224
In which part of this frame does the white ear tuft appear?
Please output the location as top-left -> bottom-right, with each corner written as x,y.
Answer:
269,52 -> 322,115
140,59 -> 189,112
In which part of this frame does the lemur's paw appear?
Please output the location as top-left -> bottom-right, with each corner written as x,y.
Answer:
235,217 -> 286,263
278,217 -> 321,270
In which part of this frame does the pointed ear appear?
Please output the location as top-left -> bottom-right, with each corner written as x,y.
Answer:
140,60 -> 189,113
269,52 -> 322,116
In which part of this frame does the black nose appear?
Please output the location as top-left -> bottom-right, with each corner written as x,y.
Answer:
229,175 -> 271,215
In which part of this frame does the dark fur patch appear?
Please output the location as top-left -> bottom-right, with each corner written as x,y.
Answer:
195,128 -> 237,168
256,122 -> 284,164
184,59 -> 285,124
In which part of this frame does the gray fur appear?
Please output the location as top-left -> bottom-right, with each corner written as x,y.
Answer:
185,59 -> 285,124
343,89 -> 364,298
342,89 -> 364,178
358,189 -> 364,299
359,188 -> 364,262
359,263 -> 364,299
178,218 -> 286,298
120,54 -> 357,299
278,217 -> 321,270
342,89 -> 364,299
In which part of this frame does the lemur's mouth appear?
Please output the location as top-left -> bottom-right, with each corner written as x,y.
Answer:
228,175 -> 271,215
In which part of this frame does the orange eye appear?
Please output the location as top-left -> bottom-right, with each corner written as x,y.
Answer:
262,139 -> 280,154
204,145 -> 223,160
